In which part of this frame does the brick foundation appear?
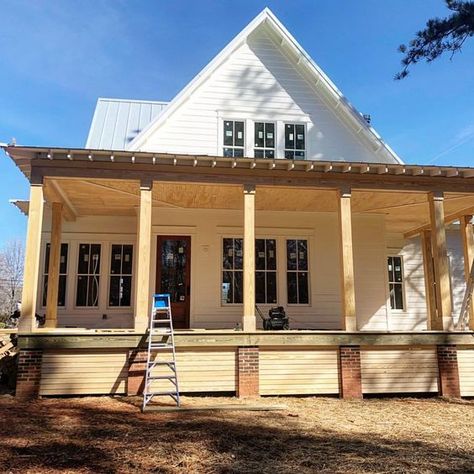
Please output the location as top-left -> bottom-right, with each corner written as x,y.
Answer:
437,344 -> 461,398
338,345 -> 362,399
127,349 -> 147,396
16,349 -> 43,399
237,346 -> 259,397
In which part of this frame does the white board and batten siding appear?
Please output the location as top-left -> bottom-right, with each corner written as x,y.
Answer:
360,346 -> 439,394
39,349 -> 128,396
458,346 -> 474,397
259,346 -> 339,395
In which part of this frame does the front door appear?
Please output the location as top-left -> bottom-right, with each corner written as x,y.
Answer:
156,236 -> 191,329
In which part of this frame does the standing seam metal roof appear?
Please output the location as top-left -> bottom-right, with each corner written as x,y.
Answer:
85,98 -> 168,150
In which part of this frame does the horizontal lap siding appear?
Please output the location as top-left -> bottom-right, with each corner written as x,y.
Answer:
150,348 -> 237,393
39,350 -> 127,395
259,347 -> 339,395
458,347 -> 474,397
361,347 -> 438,394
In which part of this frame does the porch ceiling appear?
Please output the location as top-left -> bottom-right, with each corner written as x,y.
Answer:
46,178 -> 474,235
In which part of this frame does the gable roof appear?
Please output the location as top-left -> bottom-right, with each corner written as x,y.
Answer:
126,8 -> 403,164
86,98 -> 168,150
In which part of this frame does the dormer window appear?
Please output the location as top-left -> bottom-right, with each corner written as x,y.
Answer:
285,123 -> 305,160
254,122 -> 275,158
223,120 -> 244,157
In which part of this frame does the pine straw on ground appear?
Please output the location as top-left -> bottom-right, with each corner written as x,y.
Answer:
0,395 -> 473,474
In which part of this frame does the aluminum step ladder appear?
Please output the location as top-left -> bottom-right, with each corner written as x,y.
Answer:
456,260 -> 474,330
142,294 -> 180,411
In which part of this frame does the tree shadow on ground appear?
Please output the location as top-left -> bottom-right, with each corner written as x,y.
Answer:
0,397 -> 472,474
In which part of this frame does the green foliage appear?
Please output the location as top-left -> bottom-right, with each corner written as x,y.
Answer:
396,0 -> 474,79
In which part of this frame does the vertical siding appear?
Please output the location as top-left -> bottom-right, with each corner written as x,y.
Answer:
259,346 -> 339,395
458,346 -> 474,397
360,347 -> 439,394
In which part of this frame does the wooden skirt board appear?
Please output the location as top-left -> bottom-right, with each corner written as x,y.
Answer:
458,346 -> 474,397
360,346 -> 439,394
259,346 -> 339,395
148,347 -> 238,394
39,349 -> 128,396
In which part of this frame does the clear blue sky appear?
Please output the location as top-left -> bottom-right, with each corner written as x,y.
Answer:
1,0 -> 473,246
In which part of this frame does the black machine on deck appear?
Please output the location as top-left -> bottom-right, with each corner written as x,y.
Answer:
256,305 -> 289,330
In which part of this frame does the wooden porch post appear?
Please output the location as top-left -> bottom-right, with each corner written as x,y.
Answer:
18,183 -> 44,332
243,184 -> 256,332
45,202 -> 63,328
421,230 -> 437,329
428,191 -> 452,330
337,187 -> 357,331
460,215 -> 474,329
134,179 -> 153,331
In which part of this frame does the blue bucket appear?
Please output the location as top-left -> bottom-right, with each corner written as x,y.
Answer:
153,293 -> 171,309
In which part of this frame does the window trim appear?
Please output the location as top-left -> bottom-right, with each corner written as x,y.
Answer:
253,121 -> 276,159
255,238 -> 278,305
41,242 -> 69,309
221,237 -> 244,306
74,242 -> 103,309
285,238 -> 311,306
387,255 -> 406,312
222,119 -> 246,158
106,243 -> 134,310
284,122 -> 306,160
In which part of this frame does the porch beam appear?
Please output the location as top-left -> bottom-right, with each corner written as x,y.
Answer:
421,230 -> 437,329
45,202 -> 63,328
43,179 -> 76,221
337,187 -> 357,331
18,183 -> 44,332
460,215 -> 474,329
134,179 -> 153,331
429,191 -> 452,330
243,184 -> 256,331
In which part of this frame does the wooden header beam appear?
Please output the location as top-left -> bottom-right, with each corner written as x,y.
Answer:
43,179 -> 76,221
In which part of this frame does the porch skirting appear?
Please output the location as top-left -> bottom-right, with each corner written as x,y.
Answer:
15,331 -> 474,399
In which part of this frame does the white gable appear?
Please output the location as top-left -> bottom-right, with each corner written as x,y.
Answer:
128,9 -> 402,164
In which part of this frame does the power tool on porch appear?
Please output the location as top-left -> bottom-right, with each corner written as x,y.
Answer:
142,294 -> 180,411
256,305 -> 290,330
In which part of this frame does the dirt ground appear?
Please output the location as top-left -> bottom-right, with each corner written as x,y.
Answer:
0,395 -> 473,474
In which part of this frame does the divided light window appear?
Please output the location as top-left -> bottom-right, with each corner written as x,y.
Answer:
76,243 -> 101,307
109,245 -> 133,307
254,122 -> 275,158
42,243 -> 68,307
286,239 -> 309,304
223,120 -> 244,157
256,239 -> 277,304
387,256 -> 404,310
284,123 -> 305,160
222,238 -> 243,304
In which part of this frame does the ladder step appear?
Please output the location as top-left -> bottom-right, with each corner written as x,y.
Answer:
152,319 -> 172,322
148,375 -> 177,381
148,361 -> 175,366
150,344 -> 174,349
146,391 -> 179,396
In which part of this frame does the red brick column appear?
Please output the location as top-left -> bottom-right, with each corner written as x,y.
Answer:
437,344 -> 461,398
237,346 -> 259,398
127,349 -> 147,396
338,345 -> 362,399
16,349 -> 42,399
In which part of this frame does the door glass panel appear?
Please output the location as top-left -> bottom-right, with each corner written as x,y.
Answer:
160,239 -> 188,303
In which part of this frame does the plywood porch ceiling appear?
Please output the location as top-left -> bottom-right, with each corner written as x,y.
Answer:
52,178 -> 474,234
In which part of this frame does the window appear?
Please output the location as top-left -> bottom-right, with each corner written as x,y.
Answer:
286,239 -> 309,304
254,122 -> 275,158
42,243 -> 68,307
387,256 -> 404,310
256,239 -> 277,304
285,123 -> 305,160
76,243 -> 101,307
222,238 -> 243,304
109,245 -> 133,307
223,120 -> 244,157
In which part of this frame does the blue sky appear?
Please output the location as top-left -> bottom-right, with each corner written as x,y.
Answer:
1,0 -> 473,246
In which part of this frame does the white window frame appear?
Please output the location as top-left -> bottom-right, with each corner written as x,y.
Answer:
253,121 -> 276,159
222,119 -> 245,158
284,122 -> 306,160
221,237 -> 244,306
285,238 -> 311,306
74,242 -> 103,309
387,255 -> 406,311
107,243 -> 134,309
41,242 -> 69,309
255,237 -> 278,305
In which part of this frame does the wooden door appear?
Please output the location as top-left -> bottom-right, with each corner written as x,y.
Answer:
156,236 -> 191,329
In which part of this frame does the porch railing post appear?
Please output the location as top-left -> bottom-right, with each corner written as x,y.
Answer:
460,215 -> 474,329
45,202 -> 63,328
19,182 -> 44,332
243,184 -> 256,332
428,191 -> 452,330
337,187 -> 357,331
134,179 -> 153,331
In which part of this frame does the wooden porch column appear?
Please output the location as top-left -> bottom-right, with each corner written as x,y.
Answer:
337,188 -> 357,331
18,183 -> 44,332
421,230 -> 437,329
45,202 -> 63,328
428,191 -> 452,330
243,184 -> 256,332
460,215 -> 474,329
134,179 -> 153,331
